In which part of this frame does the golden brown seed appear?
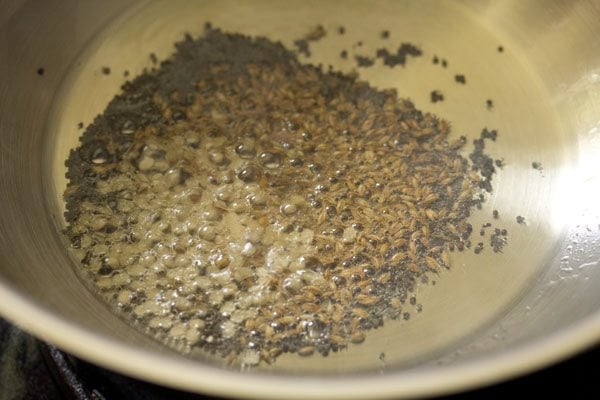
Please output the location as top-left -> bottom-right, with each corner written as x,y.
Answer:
352,307 -> 369,318
330,335 -> 345,345
390,297 -> 402,310
441,250 -> 450,266
277,316 -> 296,325
356,294 -> 379,306
298,346 -> 315,357
377,272 -> 391,284
269,348 -> 283,359
425,256 -> 441,271
351,332 -> 366,344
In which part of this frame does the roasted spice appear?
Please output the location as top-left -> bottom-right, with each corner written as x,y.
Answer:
294,25 -> 328,58
375,43 -> 422,67
355,55 -> 375,67
490,228 -> 508,253
430,90 -> 444,103
454,74 -> 466,84
63,26 -> 498,366
469,128 -> 498,193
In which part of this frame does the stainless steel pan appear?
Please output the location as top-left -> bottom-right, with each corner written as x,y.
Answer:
1,0 -> 599,398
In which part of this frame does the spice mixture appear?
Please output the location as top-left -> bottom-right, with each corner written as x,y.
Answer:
64,26 -> 498,366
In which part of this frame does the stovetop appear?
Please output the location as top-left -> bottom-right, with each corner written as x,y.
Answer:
0,317 -> 597,399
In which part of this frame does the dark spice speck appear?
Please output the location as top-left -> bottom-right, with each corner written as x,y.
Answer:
430,90 -> 444,103
36,68 -> 45,76
306,25 -> 326,41
294,39 -> 310,57
469,128 -> 498,193
101,66 -> 111,75
355,55 -> 375,67
474,242 -> 484,254
381,30 -> 390,39
340,50 -> 348,59
516,216 -> 526,224
455,74 -> 466,84
490,228 -> 508,252
376,43 -> 422,67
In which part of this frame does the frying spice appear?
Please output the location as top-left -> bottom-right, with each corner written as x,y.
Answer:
64,26 -> 499,366
294,25 -> 328,58
454,74 -> 466,84
375,43 -> 422,67
430,90 -> 444,103
355,55 -> 375,67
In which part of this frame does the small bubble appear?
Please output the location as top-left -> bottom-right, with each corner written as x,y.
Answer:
237,164 -> 261,182
235,138 -> 256,158
289,158 -> 303,167
280,203 -> 298,216
258,151 -> 282,168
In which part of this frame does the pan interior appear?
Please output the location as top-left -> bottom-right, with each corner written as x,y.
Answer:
45,0 -> 573,373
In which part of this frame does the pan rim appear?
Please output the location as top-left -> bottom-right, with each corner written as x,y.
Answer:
0,277 -> 598,399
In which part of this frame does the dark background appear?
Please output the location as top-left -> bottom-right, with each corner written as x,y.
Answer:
0,317 -> 597,399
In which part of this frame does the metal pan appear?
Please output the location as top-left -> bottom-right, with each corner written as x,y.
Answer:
1,0 -> 599,398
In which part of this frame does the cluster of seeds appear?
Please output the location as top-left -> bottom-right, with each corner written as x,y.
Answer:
64,27 -> 491,365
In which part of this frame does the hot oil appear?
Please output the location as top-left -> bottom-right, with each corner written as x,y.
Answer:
46,0 -> 571,372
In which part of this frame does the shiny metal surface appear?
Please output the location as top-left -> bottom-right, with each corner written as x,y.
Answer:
0,0 -> 599,398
